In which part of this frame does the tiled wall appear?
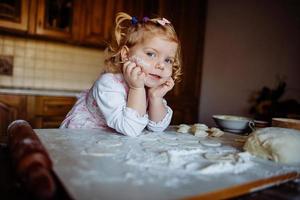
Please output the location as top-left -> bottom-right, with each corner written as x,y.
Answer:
0,35 -> 105,91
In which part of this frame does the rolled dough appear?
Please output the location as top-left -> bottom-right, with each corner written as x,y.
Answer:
243,127 -> 300,164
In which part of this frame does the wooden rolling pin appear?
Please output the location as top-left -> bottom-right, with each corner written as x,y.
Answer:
7,120 -> 56,199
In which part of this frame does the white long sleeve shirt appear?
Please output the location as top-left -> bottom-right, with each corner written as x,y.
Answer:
60,73 -> 173,136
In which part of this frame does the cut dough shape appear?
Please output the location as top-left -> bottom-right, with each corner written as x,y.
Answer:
81,146 -> 117,157
194,130 -> 209,137
209,127 -> 224,137
184,162 -> 201,170
96,139 -> 123,147
81,151 -> 115,157
244,127 -> 300,164
190,124 -> 209,137
176,123 -> 212,137
203,152 -> 238,162
200,140 -> 222,147
191,123 -> 209,132
159,139 -> 179,146
177,124 -> 191,133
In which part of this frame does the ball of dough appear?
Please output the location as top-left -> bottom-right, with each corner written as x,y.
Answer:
243,127 -> 300,164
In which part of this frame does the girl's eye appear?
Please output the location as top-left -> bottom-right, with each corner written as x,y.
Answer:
165,58 -> 174,65
146,52 -> 156,58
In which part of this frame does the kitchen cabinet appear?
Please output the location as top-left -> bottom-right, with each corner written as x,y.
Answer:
77,0 -> 160,46
78,0 -> 119,46
33,96 -> 76,128
34,0 -> 123,44
0,0 -> 77,39
36,0 -> 124,45
0,0 -> 30,32
0,102 -> 16,139
0,94 -> 76,135
0,94 -> 27,138
34,0 -> 79,40
0,0 -> 160,46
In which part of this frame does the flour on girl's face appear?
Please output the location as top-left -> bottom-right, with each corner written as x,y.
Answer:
130,55 -> 152,69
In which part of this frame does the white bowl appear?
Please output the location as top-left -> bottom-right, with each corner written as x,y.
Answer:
212,115 -> 253,133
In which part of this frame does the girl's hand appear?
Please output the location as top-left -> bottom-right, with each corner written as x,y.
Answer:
148,77 -> 175,99
123,60 -> 145,89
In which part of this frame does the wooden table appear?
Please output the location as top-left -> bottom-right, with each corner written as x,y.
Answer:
27,129 -> 300,199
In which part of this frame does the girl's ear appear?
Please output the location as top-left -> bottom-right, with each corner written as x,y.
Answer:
120,45 -> 130,62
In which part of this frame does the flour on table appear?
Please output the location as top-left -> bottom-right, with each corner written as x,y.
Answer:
81,145 -> 119,157
199,152 -> 255,174
158,139 -> 180,146
36,128 -> 300,198
96,138 -> 123,147
117,131 -> 257,188
81,138 -> 124,157
71,130 -> 258,187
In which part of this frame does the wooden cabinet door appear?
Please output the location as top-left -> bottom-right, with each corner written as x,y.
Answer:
35,0 -> 79,40
78,0 -> 122,46
0,0 -> 29,32
0,94 -> 27,119
35,96 -> 76,116
34,96 -> 76,128
159,0 -> 206,124
0,94 -> 27,138
121,0 -> 159,18
78,0 -> 159,47
0,102 -> 17,138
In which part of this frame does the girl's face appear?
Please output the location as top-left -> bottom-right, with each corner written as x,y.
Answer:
128,36 -> 177,88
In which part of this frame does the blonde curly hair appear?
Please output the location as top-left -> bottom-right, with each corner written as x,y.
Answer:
104,12 -> 182,82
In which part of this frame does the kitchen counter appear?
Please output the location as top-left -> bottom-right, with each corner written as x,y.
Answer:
0,87 -> 81,97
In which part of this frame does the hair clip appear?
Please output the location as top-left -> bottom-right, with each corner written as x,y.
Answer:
142,16 -> 149,23
156,18 -> 171,26
131,16 -> 138,25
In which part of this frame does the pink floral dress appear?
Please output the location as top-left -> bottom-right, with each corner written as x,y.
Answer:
60,73 -> 173,136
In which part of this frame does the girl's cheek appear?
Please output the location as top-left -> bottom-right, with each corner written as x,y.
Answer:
163,68 -> 172,77
130,55 -> 152,69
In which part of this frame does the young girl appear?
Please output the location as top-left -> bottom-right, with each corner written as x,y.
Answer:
60,12 -> 182,136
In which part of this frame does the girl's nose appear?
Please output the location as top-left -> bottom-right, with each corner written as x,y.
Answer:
155,62 -> 165,70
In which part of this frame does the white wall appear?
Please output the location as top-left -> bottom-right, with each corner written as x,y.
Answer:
199,0 -> 300,126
